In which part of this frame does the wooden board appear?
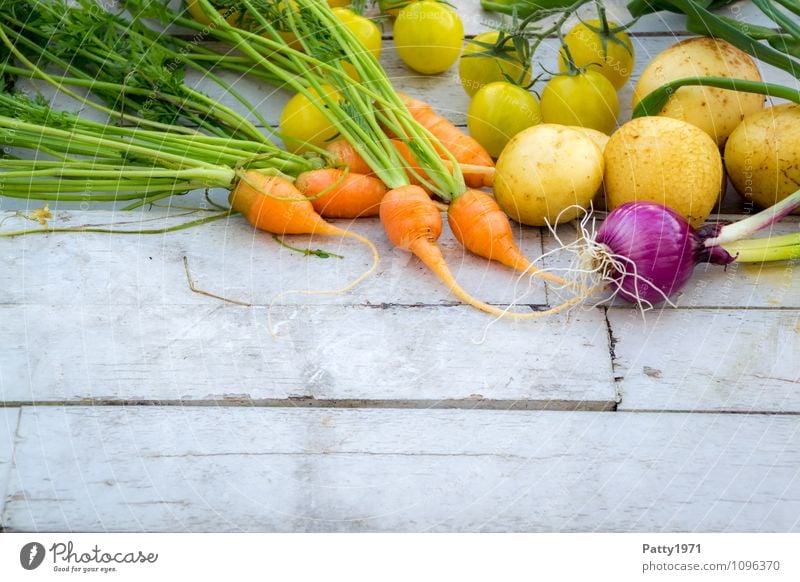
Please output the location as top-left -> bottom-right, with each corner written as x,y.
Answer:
0,211 -> 549,306
0,408 -> 20,529
0,303 -> 614,407
610,308 -> 800,412
4,406 -> 799,532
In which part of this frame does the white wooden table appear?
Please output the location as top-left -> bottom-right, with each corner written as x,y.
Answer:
1,1 -> 799,532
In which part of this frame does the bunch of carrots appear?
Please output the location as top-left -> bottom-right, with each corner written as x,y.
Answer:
0,0 -> 570,318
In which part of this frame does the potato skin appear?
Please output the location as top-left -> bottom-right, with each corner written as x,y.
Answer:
605,116 -> 723,228
633,37 -> 764,146
569,126 -> 610,210
724,103 -> 800,212
494,124 -> 604,226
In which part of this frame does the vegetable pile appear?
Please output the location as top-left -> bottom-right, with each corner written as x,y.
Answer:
0,0 -> 797,320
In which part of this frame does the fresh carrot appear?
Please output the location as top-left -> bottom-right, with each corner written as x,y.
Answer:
380,184 -> 576,317
295,168 -> 386,218
390,139 -> 430,189
327,137 -> 495,189
229,171 -> 376,250
397,92 -> 495,188
325,139 -> 374,175
447,189 -> 566,285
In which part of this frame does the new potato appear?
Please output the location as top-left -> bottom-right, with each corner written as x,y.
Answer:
724,103 -> 800,212
604,116 -> 723,227
494,124 -> 604,226
633,37 -> 764,146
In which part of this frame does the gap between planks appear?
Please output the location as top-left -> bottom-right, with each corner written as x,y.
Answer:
4,403 -> 799,415
0,399 -> 616,412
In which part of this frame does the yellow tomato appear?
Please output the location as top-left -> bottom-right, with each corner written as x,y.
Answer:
331,8 -> 382,59
540,70 -> 620,135
459,31 -> 532,97
331,8 -> 382,78
279,86 -> 340,154
558,19 -> 635,90
394,1 -> 463,74
467,82 -> 541,158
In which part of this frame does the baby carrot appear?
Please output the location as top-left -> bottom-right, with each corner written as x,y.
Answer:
295,168 -> 386,218
325,139 -> 374,175
447,189 -> 566,285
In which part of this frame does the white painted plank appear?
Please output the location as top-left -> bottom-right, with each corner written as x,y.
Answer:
610,308 -> 800,412
0,303 -> 613,406
541,217 -> 800,309
182,214 -> 549,306
0,408 -> 20,529
0,210 -> 549,306
4,406 -> 799,532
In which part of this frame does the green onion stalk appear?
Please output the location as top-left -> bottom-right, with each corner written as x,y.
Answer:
127,0 -> 468,201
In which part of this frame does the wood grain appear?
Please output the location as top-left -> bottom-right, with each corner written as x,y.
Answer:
610,308 -> 800,412
0,302 -> 614,406
0,408 -> 20,529
0,210 -> 549,306
4,406 -> 799,532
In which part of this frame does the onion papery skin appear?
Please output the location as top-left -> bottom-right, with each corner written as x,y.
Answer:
596,202 -> 713,304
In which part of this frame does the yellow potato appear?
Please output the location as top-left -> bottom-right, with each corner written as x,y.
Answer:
494,124 -> 604,226
633,37 -> 764,146
569,126 -> 610,210
724,103 -> 800,212
605,116 -> 723,227
568,126 -> 610,153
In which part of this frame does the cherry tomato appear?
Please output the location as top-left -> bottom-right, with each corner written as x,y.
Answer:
331,8 -> 382,60
394,1 -> 463,74
540,70 -> 619,135
558,19 -> 635,90
279,86 -> 340,154
458,31 -> 532,97
467,82 -> 541,158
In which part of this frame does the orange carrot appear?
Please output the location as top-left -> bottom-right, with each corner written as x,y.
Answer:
325,140 -> 374,175
381,185 -> 550,317
295,168 -> 386,218
447,189 -> 565,285
390,139 -> 430,189
397,93 -> 494,188
229,171 -> 376,253
326,135 -> 494,190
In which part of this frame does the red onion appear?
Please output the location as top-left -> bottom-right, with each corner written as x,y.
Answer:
595,202 -> 734,304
